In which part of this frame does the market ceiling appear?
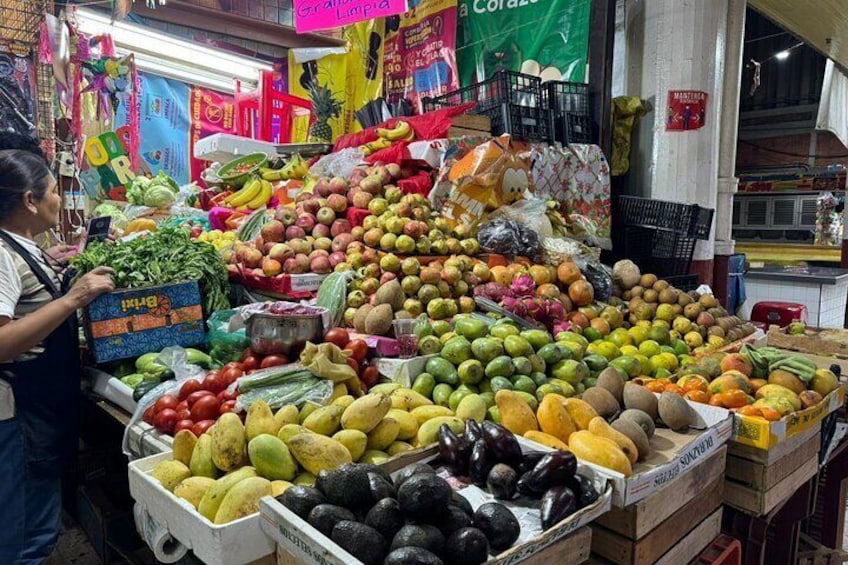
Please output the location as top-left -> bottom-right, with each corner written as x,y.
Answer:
750,0 -> 848,71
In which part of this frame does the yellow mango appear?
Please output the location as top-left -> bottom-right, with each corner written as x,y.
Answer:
302,405 -> 344,436
387,409 -> 419,440
523,430 -> 569,451
288,433 -> 352,475
197,467 -> 258,521
189,433 -> 219,479
214,476 -> 271,524
568,430 -> 633,477
273,405 -> 299,432
278,424 -> 310,447
244,400 -> 277,442
172,430 -> 197,467
211,413 -> 246,472
390,388 -> 433,411
329,382 -> 348,402
173,476 -> 215,509
536,395 -> 576,443
366,418 -> 400,451
416,416 -> 464,447
341,394 -> 392,433
562,398 -> 599,431
495,390 -> 539,436
587,417 -> 639,464
270,480 -> 293,497
409,405 -> 455,426
386,441 -> 414,456
332,429 -> 369,461
150,460 -> 190,492
332,395 -> 356,409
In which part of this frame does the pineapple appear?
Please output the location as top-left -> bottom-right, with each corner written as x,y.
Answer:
306,80 -> 342,143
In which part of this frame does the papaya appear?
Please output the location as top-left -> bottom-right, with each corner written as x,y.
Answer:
211,413 -> 246,472
587,417 -> 638,464
341,394 -> 392,433
523,430 -> 569,451
562,398 -> 599,431
536,394 -> 576,443
568,430 -> 633,477
495,390 -> 539,436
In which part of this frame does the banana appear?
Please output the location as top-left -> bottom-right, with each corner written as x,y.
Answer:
363,138 -> 392,156
226,177 -> 262,207
261,169 -> 286,181
378,121 -> 411,141
246,180 -> 272,209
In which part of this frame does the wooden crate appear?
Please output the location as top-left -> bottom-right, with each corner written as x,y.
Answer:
796,533 -> 848,565
590,476 -> 724,565
593,446 -> 727,540
724,425 -> 821,516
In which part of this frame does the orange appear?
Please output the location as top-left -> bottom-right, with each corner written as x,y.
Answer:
557,262 -> 582,285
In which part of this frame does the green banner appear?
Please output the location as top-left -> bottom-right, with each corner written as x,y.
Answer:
457,0 -> 591,86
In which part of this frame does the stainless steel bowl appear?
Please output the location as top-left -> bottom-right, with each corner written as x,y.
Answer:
246,312 -> 324,355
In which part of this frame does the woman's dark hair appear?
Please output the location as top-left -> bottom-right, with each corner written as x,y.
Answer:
0,149 -> 54,223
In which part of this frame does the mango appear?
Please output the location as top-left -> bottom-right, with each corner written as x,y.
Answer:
441,336 -> 473,365
768,370 -> 806,395
174,476 -> 216,509
386,409 -> 419,440
328,382 -> 348,402
369,383 -> 402,395
302,405 -> 344,436
198,467 -> 258,521
588,417 -> 638,464
755,385 -> 802,410
520,329 -> 553,351
426,357 -> 459,385
708,373 -> 751,395
537,394 -> 576,442
416,416 -> 464,446
151,460 -> 191,492
471,338 -> 504,364
456,394 -> 487,422
190,434 -> 220,479
550,359 -> 589,385
562,398 -> 599,431
523,430 -> 569,450
270,480 -> 293,497
332,429 -> 368,461
495,390 -> 539,436
811,369 -> 840,397
504,335 -> 534,358
278,424 -> 310,447
341,393 -> 392,433
486,356 -> 516,379
172,430 -> 198,467
390,388 -> 433,411
289,433 -> 352,475
409,405 -> 455,426
753,397 -> 795,417
387,441 -> 414,456
332,395 -> 356,409
244,400 -> 277,442
273,405 -> 299,432
214,476 -> 271,524
248,434 -> 297,481
366,418 -> 400,451
293,472 -> 316,486
568,430 -> 632,477
211,413 -> 246,472
360,450 -> 390,465
455,317 -> 489,340
298,402 -> 321,424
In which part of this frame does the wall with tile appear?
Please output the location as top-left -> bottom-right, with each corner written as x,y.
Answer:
741,279 -> 848,328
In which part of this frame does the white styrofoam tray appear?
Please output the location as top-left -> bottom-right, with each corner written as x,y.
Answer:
128,451 -> 275,565
86,367 -> 136,414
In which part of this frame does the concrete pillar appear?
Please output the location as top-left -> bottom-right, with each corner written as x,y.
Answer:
624,0 -> 736,286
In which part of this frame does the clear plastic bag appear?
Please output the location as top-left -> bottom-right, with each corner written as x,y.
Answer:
309,147 -> 366,179
235,373 -> 332,411
491,198 -> 553,240
316,271 -> 354,328
476,218 -> 542,260
207,309 -> 249,364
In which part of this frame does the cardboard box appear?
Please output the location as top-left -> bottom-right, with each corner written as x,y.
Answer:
85,281 -> 205,363
261,444 -> 611,565
127,452 -> 276,565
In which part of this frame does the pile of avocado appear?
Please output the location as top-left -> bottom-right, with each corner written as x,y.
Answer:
278,461 -> 520,564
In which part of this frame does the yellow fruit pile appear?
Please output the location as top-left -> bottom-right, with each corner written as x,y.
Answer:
196,229 -> 237,251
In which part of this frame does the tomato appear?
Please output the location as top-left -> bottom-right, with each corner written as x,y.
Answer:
153,408 -> 179,435
240,348 -> 254,362
345,339 -> 368,363
260,355 -> 289,369
176,407 -> 192,421
192,420 -> 215,437
203,372 -> 228,393
223,362 -> 244,372
220,367 -> 244,386
191,395 -> 220,421
175,419 -> 195,433
186,390 -> 215,407
324,328 -> 350,349
361,365 -> 379,387
178,379 -> 204,401
242,355 -> 262,373
175,400 -> 188,412
219,400 -> 238,414
142,405 -> 157,425
154,394 -> 179,413
217,389 -> 238,403
346,357 -> 360,375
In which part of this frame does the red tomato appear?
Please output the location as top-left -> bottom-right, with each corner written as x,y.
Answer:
324,328 -> 350,349
191,395 -> 220,421
143,405 -> 157,425
192,420 -> 215,437
153,394 -> 178,413
242,355 -> 261,373
219,400 -> 238,414
154,408 -> 179,435
220,367 -> 244,386
217,389 -> 238,403
260,355 -> 288,369
361,366 -> 379,387
175,419 -> 195,433
186,390 -> 215,407
203,372 -> 228,393
346,357 -> 360,375
178,380 -> 204,401
240,348 -> 255,362
223,362 -> 244,372
176,407 -> 192,421
175,400 -> 189,413
345,339 -> 369,363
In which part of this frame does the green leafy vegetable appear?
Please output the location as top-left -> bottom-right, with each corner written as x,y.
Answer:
126,171 -> 179,206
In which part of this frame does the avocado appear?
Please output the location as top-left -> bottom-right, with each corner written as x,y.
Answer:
435,504 -> 472,536
486,464 -> 518,500
331,521 -> 387,565
395,463 -> 435,489
368,472 -> 396,505
449,491 -> 474,517
473,502 -> 520,552
445,527 -> 489,565
316,463 -> 372,509
398,474 -> 452,520
391,524 -> 445,555
364,498 -> 405,541
307,504 -> 356,537
384,547 -> 445,565
278,486 -> 326,520
359,463 -> 393,484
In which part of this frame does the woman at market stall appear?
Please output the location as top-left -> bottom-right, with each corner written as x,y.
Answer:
0,149 -> 116,564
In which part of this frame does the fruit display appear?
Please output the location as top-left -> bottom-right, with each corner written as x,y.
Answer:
359,120 -> 415,156
260,153 -> 309,182
219,176 -> 274,210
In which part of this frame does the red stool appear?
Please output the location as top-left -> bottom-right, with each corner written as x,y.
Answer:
691,534 -> 742,565
234,70 -> 314,143
750,302 -> 808,328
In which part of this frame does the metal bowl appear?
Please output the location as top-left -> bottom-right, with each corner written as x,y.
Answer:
246,312 -> 324,356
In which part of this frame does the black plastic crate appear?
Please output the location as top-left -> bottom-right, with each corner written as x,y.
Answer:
618,195 -> 714,239
423,72 -> 550,142
623,226 -> 699,276
543,81 -> 593,144
664,274 -> 699,291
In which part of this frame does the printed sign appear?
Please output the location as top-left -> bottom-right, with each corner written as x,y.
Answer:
80,128 -> 137,201
666,90 -> 708,131
189,86 -> 235,181
294,0 -> 407,33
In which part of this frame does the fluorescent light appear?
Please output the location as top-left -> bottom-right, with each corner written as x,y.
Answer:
119,49 -> 237,92
75,7 -> 271,87
775,50 -> 790,61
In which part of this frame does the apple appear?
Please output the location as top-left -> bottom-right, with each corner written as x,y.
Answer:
347,187 -> 362,208
310,255 -> 332,274
262,257 -> 282,276
312,223 -> 331,239
353,191 -> 373,210
317,207 -> 336,226
327,194 -> 347,213
288,238 -> 311,255
242,248 -> 263,269
309,249 -> 329,260
328,251 -> 347,267
296,213 -> 316,232
275,207 -> 296,226
314,237 -> 332,251
332,233 -> 355,253
301,199 -> 321,215
314,177 -> 332,197
285,225 -> 306,240
380,272 -> 397,285
351,226 -> 365,241
269,243 -> 294,262
330,219 -> 351,238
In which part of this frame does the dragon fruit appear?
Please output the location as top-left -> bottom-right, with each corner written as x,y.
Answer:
546,299 -> 565,321
553,320 -> 577,336
523,296 -> 547,322
511,274 -> 536,297
501,296 -> 528,317
474,282 -> 514,301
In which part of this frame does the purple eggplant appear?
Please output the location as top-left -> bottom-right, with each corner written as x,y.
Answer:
517,451 -> 546,475
566,474 -> 600,509
516,451 -> 577,498
468,439 -> 494,486
516,470 -> 546,498
540,486 -> 577,530
465,419 -> 483,444
439,424 -> 470,475
481,421 -> 522,467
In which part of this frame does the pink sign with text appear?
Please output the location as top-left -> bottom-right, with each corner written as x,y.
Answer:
295,0 -> 406,33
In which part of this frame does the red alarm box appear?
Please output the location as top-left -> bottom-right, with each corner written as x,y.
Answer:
750,302 -> 808,328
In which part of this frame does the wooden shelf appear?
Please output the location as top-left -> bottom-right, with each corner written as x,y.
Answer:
734,242 -> 841,264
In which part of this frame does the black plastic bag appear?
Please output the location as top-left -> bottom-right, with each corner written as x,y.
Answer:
477,218 -> 542,261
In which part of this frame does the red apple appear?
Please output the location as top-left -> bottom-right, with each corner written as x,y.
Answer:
285,225 -> 306,240
327,193 -> 347,213
260,220 -> 285,243
329,251 -> 347,267
317,207 -> 336,226
296,213 -> 316,232
330,219 -> 351,237
312,223 -> 331,239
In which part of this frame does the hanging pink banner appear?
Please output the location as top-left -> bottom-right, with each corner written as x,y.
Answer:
294,0 -> 406,33
189,86 -> 235,181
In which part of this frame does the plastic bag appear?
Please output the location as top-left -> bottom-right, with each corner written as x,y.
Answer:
491,198 -> 553,240
316,271 -> 355,328
582,262 -> 613,302
207,309 -> 249,364
541,237 -> 599,267
477,218 -> 541,261
309,148 -> 366,179
235,373 -> 333,411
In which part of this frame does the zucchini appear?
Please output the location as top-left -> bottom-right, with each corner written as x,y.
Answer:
133,380 -> 160,402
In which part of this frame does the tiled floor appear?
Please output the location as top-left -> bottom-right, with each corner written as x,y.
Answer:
45,515 -> 102,565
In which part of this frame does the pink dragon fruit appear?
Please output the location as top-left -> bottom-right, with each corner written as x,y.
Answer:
511,274 -> 536,297
546,299 -> 565,321
474,282 -> 514,301
523,296 -> 546,322
501,296 -> 528,317
553,320 -> 577,336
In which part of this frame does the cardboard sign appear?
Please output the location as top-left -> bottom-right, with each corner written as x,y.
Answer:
666,90 -> 708,131
294,0 -> 406,33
